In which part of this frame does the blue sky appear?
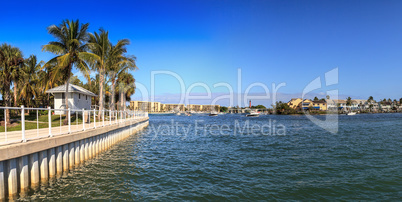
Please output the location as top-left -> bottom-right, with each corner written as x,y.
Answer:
1,0 -> 402,106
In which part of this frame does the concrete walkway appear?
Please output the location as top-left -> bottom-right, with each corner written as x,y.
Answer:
0,117 -> 143,145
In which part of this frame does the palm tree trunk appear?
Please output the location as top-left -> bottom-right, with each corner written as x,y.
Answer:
98,70 -> 104,119
111,80 -> 116,111
47,93 -> 50,107
65,79 -> 70,110
65,63 -> 72,111
120,88 -> 124,111
13,84 -> 18,107
4,83 -> 11,124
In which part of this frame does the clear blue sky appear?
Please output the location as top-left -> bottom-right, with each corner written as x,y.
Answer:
1,0 -> 402,105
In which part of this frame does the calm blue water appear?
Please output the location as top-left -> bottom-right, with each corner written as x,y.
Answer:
24,113 -> 402,201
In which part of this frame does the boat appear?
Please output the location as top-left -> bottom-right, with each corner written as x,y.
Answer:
246,111 -> 260,117
347,112 -> 356,116
209,111 -> 218,116
176,112 -> 181,116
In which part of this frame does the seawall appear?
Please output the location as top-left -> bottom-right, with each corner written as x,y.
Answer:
0,117 -> 149,200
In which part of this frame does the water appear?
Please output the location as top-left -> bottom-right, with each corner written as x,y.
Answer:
22,114 -> 401,201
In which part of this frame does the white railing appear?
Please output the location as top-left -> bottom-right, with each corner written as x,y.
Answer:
0,106 -> 148,145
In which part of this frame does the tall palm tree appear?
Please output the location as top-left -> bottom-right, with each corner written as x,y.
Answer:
0,43 -> 24,123
20,55 -> 43,108
346,97 -> 352,106
10,61 -> 23,107
42,19 -> 97,110
117,71 -> 135,111
106,40 -> 137,111
88,29 -> 110,116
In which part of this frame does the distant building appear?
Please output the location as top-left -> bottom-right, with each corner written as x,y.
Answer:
287,98 -> 303,110
312,100 -> 327,110
163,104 -> 185,112
130,101 -> 161,112
46,84 -> 97,115
326,99 -> 338,111
301,99 -> 313,110
187,104 -> 204,112
129,101 -> 219,113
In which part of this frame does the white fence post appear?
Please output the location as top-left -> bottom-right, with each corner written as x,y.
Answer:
48,107 -> 52,137
94,109 -> 96,128
68,108 -> 71,133
4,109 -> 7,141
109,109 -> 112,125
83,108 -> 85,131
21,105 -> 26,142
102,110 -> 105,127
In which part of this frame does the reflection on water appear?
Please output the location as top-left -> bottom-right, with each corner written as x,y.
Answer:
20,113 -> 402,201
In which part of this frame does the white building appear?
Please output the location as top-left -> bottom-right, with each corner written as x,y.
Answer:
46,84 -> 97,114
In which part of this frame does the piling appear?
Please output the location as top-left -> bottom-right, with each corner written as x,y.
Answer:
39,151 -> 49,184
48,148 -> 56,179
56,146 -> 63,177
0,117 -> 148,200
75,141 -> 80,167
29,153 -> 39,188
7,159 -> 17,199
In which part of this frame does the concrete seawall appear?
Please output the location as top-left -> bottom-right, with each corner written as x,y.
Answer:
0,117 -> 149,200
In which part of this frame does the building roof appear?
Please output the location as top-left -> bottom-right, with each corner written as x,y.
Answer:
313,100 -> 326,104
46,83 -> 97,97
333,99 -> 347,104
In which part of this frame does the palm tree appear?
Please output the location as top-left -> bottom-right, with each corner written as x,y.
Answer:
117,71 -> 135,111
20,55 -> 43,108
0,43 -> 24,123
42,19 -> 97,110
10,61 -> 23,107
106,40 -> 137,111
88,29 -> 110,117
346,97 -> 352,106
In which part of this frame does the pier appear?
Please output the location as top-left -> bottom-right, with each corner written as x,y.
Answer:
0,107 -> 149,200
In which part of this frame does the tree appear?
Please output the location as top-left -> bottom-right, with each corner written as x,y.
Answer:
346,97 -> 352,106
116,71 -> 135,111
106,40 -> 137,111
326,95 -> 330,99
220,106 -> 228,112
275,101 -> 293,114
367,96 -> 373,103
42,19 -> 97,110
20,55 -> 43,108
88,28 -> 110,117
0,43 -> 24,123
70,75 -> 84,86
314,96 -> 319,101
251,105 -> 266,109
400,98 -> 402,106
10,58 -> 23,107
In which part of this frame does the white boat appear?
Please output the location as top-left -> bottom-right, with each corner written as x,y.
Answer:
209,111 -> 218,116
246,111 -> 260,117
176,112 -> 181,116
347,112 -> 356,116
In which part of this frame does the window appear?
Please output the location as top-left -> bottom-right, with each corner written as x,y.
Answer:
86,95 -> 88,100
79,94 -> 81,99
62,93 -> 65,99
